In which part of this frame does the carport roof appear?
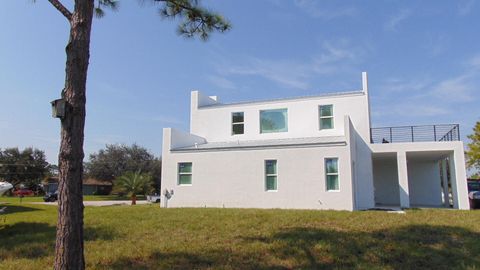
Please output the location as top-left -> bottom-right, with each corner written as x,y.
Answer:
372,150 -> 452,161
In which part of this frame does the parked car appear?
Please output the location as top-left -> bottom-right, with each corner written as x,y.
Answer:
468,180 -> 480,209
43,191 -> 58,202
147,194 -> 161,203
13,189 -> 34,196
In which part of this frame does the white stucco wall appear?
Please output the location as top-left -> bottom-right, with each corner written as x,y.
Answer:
162,129 -> 354,210
190,90 -> 371,144
372,157 -> 400,206
346,116 -> 375,210
407,160 -> 442,206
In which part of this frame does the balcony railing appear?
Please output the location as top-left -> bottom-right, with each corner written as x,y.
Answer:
370,124 -> 460,144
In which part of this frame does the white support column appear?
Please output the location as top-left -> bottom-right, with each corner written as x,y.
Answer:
397,151 -> 410,208
449,150 -> 469,209
441,159 -> 450,207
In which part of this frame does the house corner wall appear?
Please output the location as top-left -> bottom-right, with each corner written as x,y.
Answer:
160,128 -> 172,206
347,115 -> 375,210
344,115 -> 355,211
450,143 -> 469,209
190,90 -> 220,134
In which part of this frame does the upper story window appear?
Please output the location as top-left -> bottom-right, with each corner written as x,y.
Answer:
319,105 -> 334,130
260,109 -> 288,133
232,112 -> 244,135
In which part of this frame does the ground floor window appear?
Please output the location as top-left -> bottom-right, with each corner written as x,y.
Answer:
265,160 -> 277,191
325,158 -> 339,191
178,162 -> 192,185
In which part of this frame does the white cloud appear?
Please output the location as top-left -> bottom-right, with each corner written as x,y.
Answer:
458,0 -> 475,16
207,75 -> 236,90
384,9 -> 412,31
150,115 -> 183,125
467,54 -> 480,69
378,78 -> 432,95
430,73 -> 475,103
424,34 -> 449,57
215,39 -> 367,90
89,135 -> 127,146
226,57 -> 311,90
293,0 -> 357,20
374,55 -> 480,120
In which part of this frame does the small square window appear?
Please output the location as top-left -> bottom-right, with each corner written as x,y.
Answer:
320,118 -> 334,129
266,176 -> 277,190
232,112 -> 244,135
265,160 -> 278,191
320,105 -> 333,117
319,105 -> 334,130
326,175 -> 339,191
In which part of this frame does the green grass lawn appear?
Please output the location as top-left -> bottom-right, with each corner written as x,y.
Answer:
1,203 -> 480,270
0,195 -> 145,204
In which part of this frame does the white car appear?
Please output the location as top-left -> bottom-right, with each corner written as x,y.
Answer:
0,182 -> 13,196
147,194 -> 161,203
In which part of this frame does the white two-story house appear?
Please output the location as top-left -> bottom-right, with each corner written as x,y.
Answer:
161,73 -> 469,210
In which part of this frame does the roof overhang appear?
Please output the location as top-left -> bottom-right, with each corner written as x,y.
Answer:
171,136 -> 347,152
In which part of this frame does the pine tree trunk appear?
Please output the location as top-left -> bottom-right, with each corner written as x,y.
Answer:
54,1 -> 94,270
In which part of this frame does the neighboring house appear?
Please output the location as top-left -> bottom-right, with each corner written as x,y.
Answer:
161,72 -> 469,210
44,177 -> 112,195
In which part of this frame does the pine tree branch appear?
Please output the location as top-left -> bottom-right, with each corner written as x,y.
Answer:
47,0 -> 72,21
155,0 -> 191,11
154,0 -> 231,40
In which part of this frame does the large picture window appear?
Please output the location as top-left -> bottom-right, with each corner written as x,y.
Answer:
232,112 -> 244,135
319,105 -> 334,130
325,158 -> 339,191
265,160 -> 277,191
178,162 -> 192,185
260,109 -> 288,133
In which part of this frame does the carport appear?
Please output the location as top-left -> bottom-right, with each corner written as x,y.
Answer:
370,142 -> 469,209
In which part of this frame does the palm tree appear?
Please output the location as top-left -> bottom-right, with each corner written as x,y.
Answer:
116,171 -> 152,205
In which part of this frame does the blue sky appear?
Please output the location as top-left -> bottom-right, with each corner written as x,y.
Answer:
0,0 -> 479,164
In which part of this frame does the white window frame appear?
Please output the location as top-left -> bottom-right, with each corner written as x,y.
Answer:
319,105 -> 334,130
178,162 -> 192,186
325,158 -> 339,191
265,160 -> 278,192
231,112 -> 244,135
260,108 -> 288,134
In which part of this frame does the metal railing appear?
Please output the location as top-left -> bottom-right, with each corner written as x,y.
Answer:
370,124 -> 460,144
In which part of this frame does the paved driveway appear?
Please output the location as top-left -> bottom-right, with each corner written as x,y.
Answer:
32,200 -> 150,206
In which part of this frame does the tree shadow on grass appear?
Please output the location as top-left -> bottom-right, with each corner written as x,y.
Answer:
0,222 -> 119,260
99,250 -> 271,270
1,204 -> 43,214
244,224 -> 480,269
104,224 -> 480,270
106,251 -> 215,270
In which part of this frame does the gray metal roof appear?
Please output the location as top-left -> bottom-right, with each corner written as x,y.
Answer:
199,90 -> 364,109
171,136 -> 347,152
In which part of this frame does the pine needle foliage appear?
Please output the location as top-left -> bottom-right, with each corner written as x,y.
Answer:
94,0 -> 231,39
467,121 -> 480,174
